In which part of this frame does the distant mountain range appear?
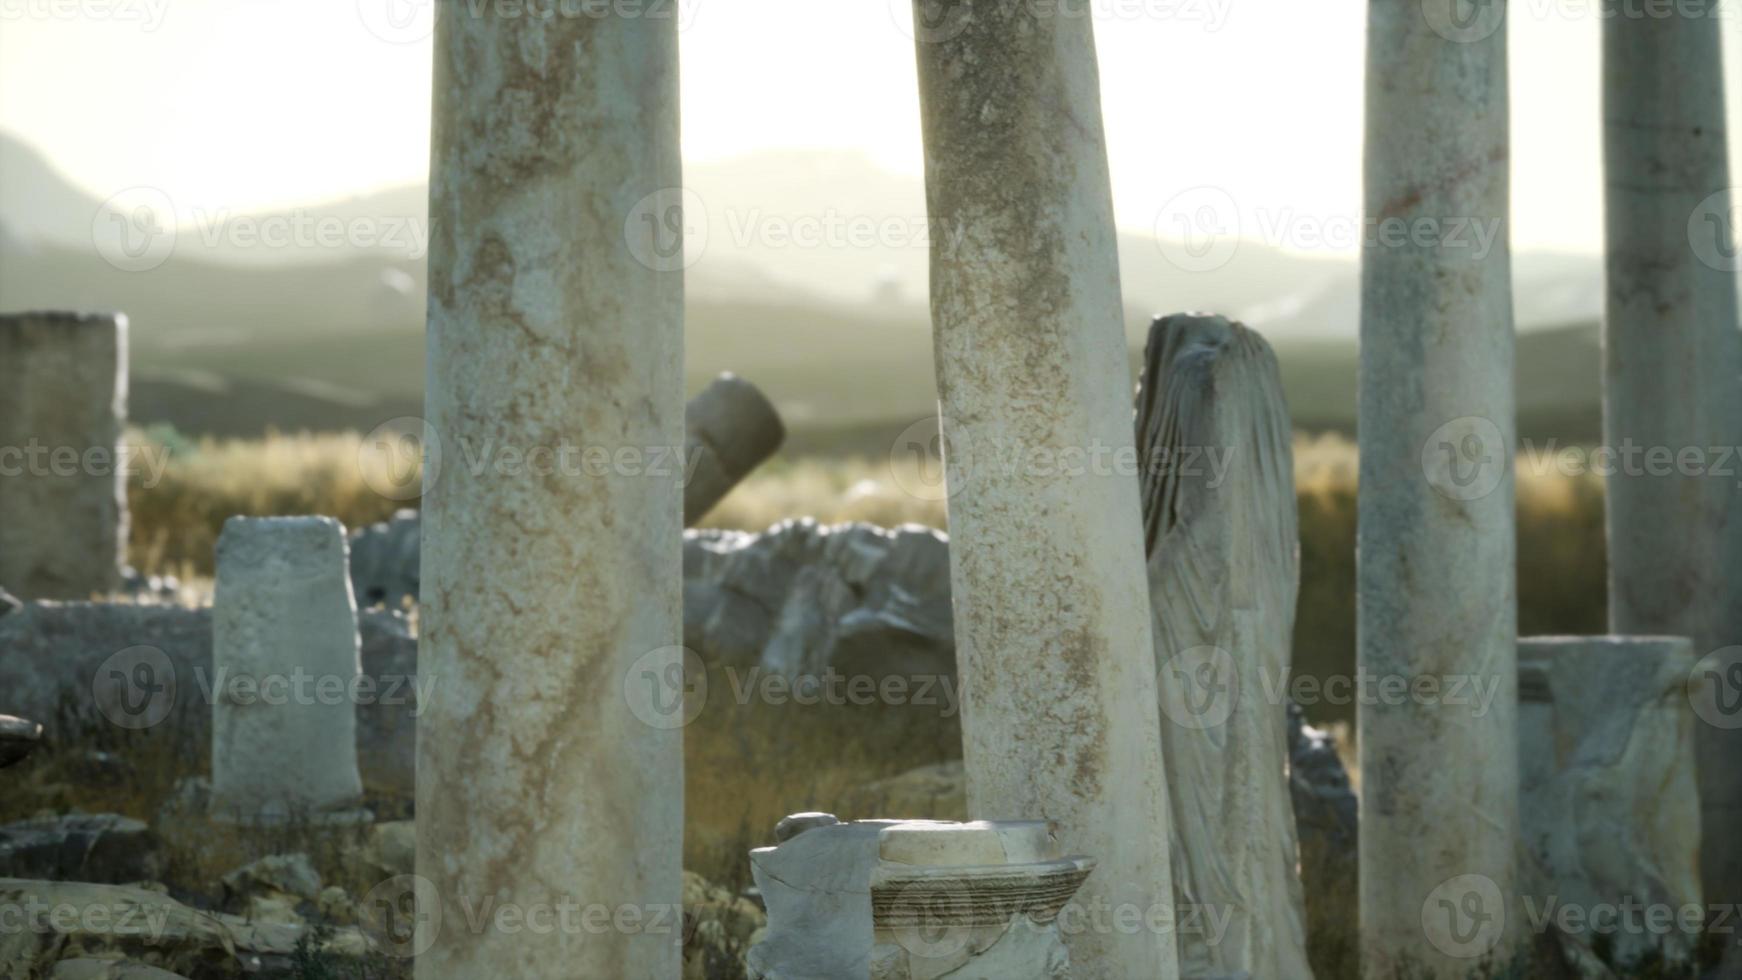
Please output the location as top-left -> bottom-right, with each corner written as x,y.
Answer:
0,130 -> 1606,445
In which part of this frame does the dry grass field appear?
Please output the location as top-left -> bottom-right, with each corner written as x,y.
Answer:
124,426 -> 1610,730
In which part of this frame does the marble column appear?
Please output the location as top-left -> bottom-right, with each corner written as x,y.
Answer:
1359,3 -> 1520,976
1602,0 -> 1742,907
418,7 -> 685,977
0,312 -> 128,600
909,7 -> 1177,977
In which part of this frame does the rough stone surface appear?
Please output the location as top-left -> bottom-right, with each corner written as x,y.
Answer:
1603,2 -> 1742,909
1136,314 -> 1311,978
0,814 -> 162,884
1361,5 -> 1521,974
0,714 -> 43,769
684,520 -> 951,678
211,517 -> 362,820
420,10 -> 685,977
347,509 -> 421,610
0,877 -> 369,978
0,312 -> 128,600
1518,636 -> 1703,973
748,816 -> 1087,980
910,10 -> 1176,977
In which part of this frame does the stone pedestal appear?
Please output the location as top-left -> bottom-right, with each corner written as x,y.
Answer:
211,517 -> 362,822
418,8 -> 685,978
908,8 -> 1176,977
1518,636 -> 1702,974
1602,0 -> 1742,907
0,312 -> 128,600
1360,5 -> 1520,976
748,813 -> 1091,980
683,373 -> 785,524
1136,314 -> 1311,977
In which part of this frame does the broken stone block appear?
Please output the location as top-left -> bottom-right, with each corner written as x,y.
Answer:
1518,635 -> 1703,973
0,814 -> 161,884
0,714 -> 42,769
211,516 -> 363,821
748,814 -> 1091,980
0,312 -> 129,600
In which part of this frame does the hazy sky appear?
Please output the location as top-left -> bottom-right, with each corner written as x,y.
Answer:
5,0 -> 1742,254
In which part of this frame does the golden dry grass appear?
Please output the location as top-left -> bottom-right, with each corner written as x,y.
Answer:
126,426 -> 1611,728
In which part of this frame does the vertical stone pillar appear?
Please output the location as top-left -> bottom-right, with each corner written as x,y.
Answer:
1603,0 -> 1742,907
419,7 -> 684,978
1360,3 -> 1520,976
211,516 -> 363,821
1136,314 -> 1311,978
909,8 -> 1177,977
0,312 -> 127,600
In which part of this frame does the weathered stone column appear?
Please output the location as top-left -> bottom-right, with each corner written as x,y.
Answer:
909,8 -> 1177,977
211,517 -> 362,821
1517,636 -> 1702,972
0,312 -> 128,600
1136,314 -> 1311,978
1603,0 -> 1742,907
1360,3 -> 1520,976
418,7 -> 684,978
683,373 -> 785,524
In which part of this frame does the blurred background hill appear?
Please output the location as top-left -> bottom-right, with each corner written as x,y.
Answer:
0,130 -> 1605,449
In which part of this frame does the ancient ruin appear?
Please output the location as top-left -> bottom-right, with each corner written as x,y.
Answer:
1603,0 -> 1742,908
1136,313 -> 1311,977
0,312 -> 128,600
909,7 -> 1177,976
1359,3 -> 1521,974
210,516 -> 363,823
416,11 -> 685,978
1518,636 -> 1702,972
747,813 -> 1093,979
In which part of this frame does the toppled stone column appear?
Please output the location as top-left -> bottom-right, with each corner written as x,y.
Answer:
747,813 -> 1092,979
418,9 -> 684,978
1361,5 -> 1521,975
909,8 -> 1177,977
211,517 -> 362,821
1603,1 -> 1742,907
1517,636 -> 1702,973
684,373 -> 785,524
0,715 -> 43,769
1136,314 -> 1311,977
0,312 -> 128,600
